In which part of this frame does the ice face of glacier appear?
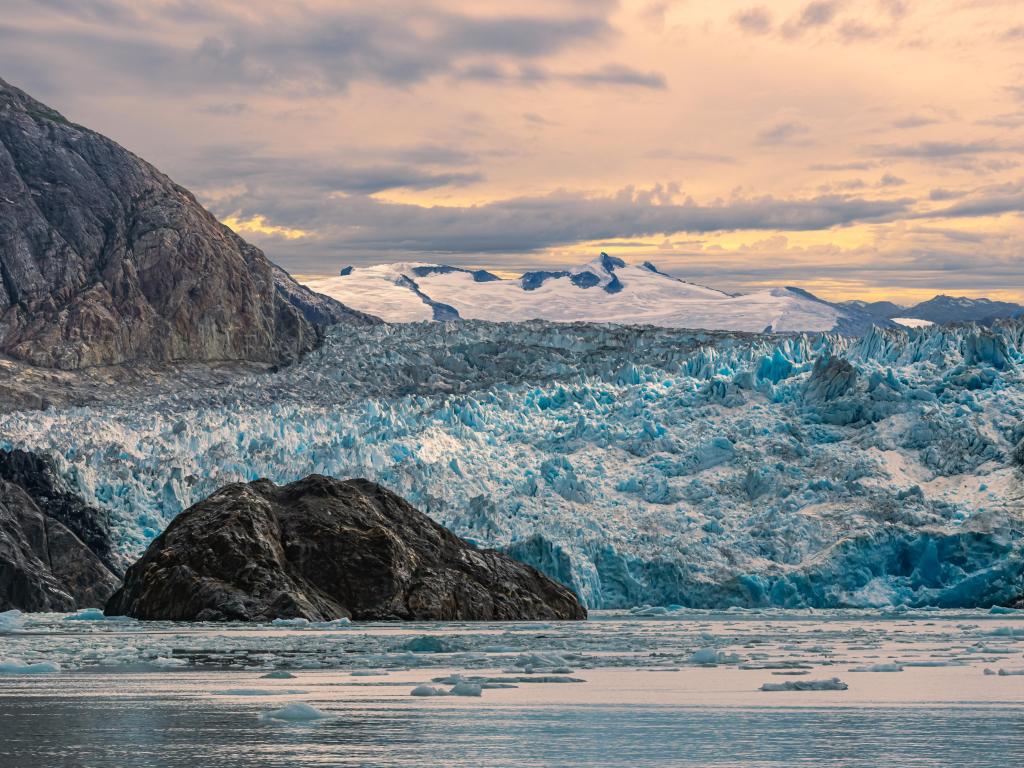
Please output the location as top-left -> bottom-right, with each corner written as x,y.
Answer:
1,320 -> 1022,610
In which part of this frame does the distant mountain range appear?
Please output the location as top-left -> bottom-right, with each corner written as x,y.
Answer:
302,255 -> 892,335
844,295 -> 1024,326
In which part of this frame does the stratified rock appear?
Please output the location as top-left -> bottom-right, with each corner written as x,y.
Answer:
106,475 -> 586,622
0,450 -> 120,611
0,77 -> 375,370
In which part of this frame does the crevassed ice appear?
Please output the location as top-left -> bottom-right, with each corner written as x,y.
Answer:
1,320 -> 1022,610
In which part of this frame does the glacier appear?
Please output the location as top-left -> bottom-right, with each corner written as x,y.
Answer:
1,319 -> 1022,610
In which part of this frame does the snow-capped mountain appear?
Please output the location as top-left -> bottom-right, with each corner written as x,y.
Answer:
3,319 -> 1022,610
301,254 -> 888,335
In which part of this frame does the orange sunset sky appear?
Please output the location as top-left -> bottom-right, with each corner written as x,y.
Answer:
3,0 -> 1023,303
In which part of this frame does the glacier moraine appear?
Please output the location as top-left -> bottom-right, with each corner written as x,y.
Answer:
1,320 -> 1022,609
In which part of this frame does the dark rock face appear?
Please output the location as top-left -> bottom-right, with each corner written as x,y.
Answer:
0,449 -> 121,611
0,77 -> 373,370
106,475 -> 586,622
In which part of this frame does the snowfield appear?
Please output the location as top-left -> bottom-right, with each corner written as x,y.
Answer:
300,256 -> 886,334
1,320 -> 1022,609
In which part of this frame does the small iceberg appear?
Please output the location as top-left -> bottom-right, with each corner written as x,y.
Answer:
449,682 -> 483,697
761,677 -> 848,691
689,648 -> 741,665
849,663 -> 903,672
261,670 -> 297,679
403,636 -> 452,653
0,657 -> 61,674
410,685 -> 448,697
261,702 -> 329,721
0,610 -> 25,633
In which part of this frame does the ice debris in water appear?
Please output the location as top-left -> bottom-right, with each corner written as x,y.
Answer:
760,677 -> 848,691
983,668 -> 1024,676
261,671 -> 297,679
261,702 -> 329,721
0,610 -> 25,632
0,658 -> 61,674
449,682 -> 483,697
689,648 -> 742,665
849,663 -> 903,672
64,608 -> 132,622
4,320 -> 1024,610
403,636 -> 453,653
410,685 -> 448,697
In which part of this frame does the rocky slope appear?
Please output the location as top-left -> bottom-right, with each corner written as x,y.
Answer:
0,449 -> 121,611
105,475 -> 586,622
0,77 -> 373,370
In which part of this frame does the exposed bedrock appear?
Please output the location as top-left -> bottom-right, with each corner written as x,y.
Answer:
106,475 -> 586,622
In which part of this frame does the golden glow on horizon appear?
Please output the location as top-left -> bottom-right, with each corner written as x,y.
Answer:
221,213 -> 310,240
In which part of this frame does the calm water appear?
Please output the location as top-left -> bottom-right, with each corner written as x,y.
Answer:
1,610 -> 1022,767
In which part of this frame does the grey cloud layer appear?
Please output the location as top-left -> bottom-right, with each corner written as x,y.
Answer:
1,1 -> 662,96
209,186 -> 912,262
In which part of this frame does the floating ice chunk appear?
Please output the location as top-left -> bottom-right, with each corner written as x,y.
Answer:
760,677 -> 848,692
689,648 -> 741,665
513,653 -> 569,669
350,669 -> 388,677
989,606 -> 1022,615
261,670 -> 297,679
433,674 -> 468,685
270,618 -> 310,627
213,689 -> 305,696
410,685 -> 448,697
151,656 -> 187,667
311,618 -> 352,628
403,636 -> 452,653
64,608 -> 132,622
449,682 -> 483,697
986,668 -> 1024,676
261,702 -> 329,721
849,663 -> 903,672
0,610 -> 25,632
0,657 -> 61,674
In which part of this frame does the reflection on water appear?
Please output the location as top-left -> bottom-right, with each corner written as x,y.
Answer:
3,691 -> 1022,768
1,610 -> 1023,767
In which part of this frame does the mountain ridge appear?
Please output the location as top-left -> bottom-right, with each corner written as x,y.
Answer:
0,76 -> 373,371
303,255 -> 890,335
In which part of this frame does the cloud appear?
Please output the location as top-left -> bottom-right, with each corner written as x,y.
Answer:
878,173 -> 906,186
810,161 -> 877,171
756,121 -> 813,146
928,182 -> 1024,218
733,6 -> 773,35
188,147 -> 485,196
455,62 -> 666,89
782,1 -> 843,37
891,114 -> 940,129
210,184 -> 912,265
838,21 -> 881,41
0,2 -> 665,97
867,139 -> 1024,158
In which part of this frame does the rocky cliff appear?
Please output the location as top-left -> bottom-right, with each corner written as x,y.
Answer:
0,449 -> 121,611
106,475 -> 586,622
0,77 -> 374,370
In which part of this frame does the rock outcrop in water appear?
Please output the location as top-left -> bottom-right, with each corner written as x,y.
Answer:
105,475 -> 586,622
0,77 -> 374,370
0,449 -> 121,611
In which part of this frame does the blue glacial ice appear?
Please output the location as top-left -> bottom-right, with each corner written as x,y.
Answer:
1,320 -> 1023,610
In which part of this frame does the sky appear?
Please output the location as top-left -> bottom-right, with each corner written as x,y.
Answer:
3,0 -> 1024,303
